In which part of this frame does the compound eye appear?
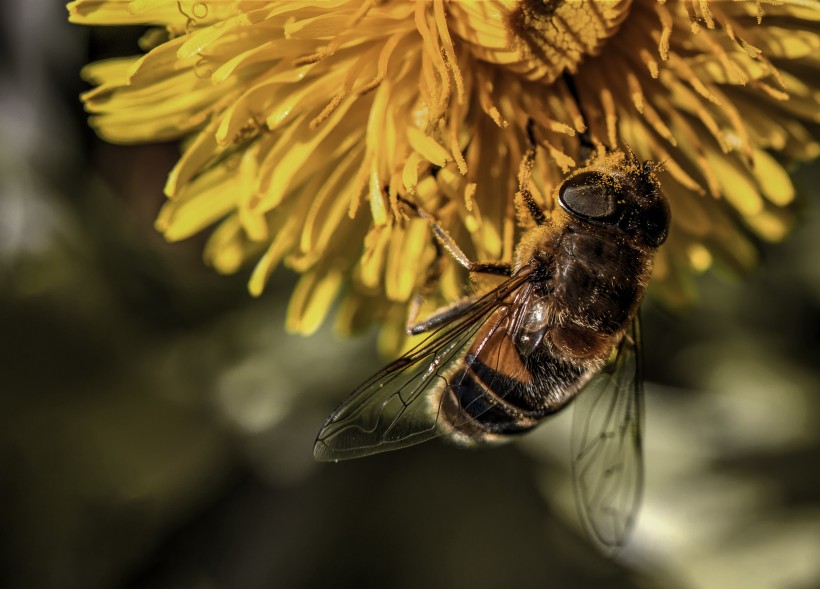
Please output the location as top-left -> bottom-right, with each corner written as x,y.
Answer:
558,171 -> 617,220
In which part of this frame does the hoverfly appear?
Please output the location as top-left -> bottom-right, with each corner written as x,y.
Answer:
314,137 -> 670,550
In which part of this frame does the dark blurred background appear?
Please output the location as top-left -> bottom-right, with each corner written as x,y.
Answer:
2,3 -> 819,589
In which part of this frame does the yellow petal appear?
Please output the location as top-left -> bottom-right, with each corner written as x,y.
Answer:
156,166 -> 238,241
357,224 -> 389,290
300,148 -> 364,255
744,208 -> 792,242
386,218 -> 431,302
80,57 -> 136,86
203,216 -> 247,274
68,0 -> 188,26
286,267 -> 343,335
406,126 -> 450,167
751,149 -> 794,207
706,153 -> 763,217
248,222 -> 297,296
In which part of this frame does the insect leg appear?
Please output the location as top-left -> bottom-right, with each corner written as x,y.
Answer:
519,119 -> 548,227
406,293 -> 485,335
405,241 -> 446,334
397,195 -> 513,277
561,72 -> 596,163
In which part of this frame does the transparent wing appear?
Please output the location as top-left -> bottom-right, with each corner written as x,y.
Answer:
570,316 -> 644,550
314,271 -> 533,461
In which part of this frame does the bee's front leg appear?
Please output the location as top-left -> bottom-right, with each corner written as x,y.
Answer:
518,118 -> 548,227
405,294 -> 484,336
405,243 -> 489,335
397,195 -> 513,277
398,195 -> 513,335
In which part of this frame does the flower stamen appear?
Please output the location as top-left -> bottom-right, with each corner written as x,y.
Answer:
292,0 -> 376,66
433,0 -> 465,105
415,0 -> 450,124
654,2 -> 673,61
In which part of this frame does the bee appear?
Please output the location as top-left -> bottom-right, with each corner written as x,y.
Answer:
313,144 -> 670,549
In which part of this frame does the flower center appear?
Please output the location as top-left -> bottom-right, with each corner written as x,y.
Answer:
450,0 -> 633,84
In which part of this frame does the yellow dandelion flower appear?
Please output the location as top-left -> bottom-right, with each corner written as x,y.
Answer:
69,0 -> 820,352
